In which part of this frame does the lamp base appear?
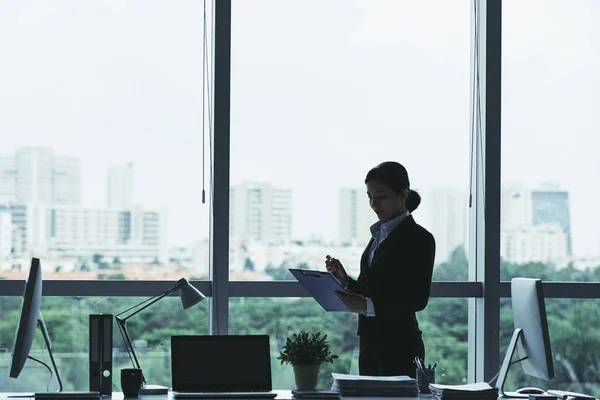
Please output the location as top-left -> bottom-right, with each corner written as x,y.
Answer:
140,384 -> 169,395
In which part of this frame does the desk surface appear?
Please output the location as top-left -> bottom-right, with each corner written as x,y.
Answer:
0,391 -> 435,400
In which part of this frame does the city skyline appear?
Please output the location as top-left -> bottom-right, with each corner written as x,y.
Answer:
0,145 -> 591,266
0,1 -> 598,256
0,151 -> 580,276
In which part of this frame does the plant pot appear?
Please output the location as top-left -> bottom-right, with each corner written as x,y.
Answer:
293,364 -> 320,390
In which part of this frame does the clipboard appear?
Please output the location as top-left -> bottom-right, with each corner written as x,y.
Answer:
289,268 -> 350,312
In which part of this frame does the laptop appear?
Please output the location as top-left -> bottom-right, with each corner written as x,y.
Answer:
171,335 -> 278,399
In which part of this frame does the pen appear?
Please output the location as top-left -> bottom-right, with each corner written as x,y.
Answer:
432,362 -> 438,369
428,364 -> 431,370
414,357 -> 424,372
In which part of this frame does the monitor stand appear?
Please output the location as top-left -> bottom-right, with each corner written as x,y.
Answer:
495,328 -> 529,398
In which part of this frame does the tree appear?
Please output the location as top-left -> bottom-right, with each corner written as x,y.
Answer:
450,245 -> 467,265
92,253 -> 103,264
244,257 -> 255,271
264,262 -> 296,280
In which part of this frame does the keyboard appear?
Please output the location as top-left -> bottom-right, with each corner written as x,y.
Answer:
173,391 -> 277,399
547,390 -> 596,400
35,392 -> 100,400
7,392 -> 100,400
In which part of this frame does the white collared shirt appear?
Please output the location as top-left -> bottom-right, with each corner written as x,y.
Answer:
364,211 -> 410,317
368,211 -> 411,266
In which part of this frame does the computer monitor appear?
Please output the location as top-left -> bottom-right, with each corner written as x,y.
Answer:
9,258 -> 63,390
496,277 -> 555,397
9,258 -> 101,399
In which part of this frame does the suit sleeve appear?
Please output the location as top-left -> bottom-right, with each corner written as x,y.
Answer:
370,231 -> 436,317
346,276 -> 365,294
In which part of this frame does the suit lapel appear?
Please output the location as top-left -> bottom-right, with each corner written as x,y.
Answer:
369,215 -> 415,268
360,238 -> 374,274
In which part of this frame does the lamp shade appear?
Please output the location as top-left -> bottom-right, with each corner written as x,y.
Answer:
176,278 -> 206,310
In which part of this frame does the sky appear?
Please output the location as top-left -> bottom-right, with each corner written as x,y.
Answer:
0,0 -> 599,256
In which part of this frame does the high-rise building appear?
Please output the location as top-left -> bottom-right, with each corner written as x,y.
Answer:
501,183 -> 533,230
500,183 -> 571,265
47,205 -> 168,262
421,186 -> 469,264
0,147 -> 81,205
54,157 -> 81,205
339,188 -> 373,245
230,182 -> 292,243
106,163 -> 134,208
531,186 -> 572,255
501,223 -> 568,267
0,212 -> 12,259
0,157 -> 16,204
0,203 -> 43,257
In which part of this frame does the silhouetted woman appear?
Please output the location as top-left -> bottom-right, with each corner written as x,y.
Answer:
326,161 -> 436,377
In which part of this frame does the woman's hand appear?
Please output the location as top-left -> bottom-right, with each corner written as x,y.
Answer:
335,290 -> 367,314
325,255 -> 348,286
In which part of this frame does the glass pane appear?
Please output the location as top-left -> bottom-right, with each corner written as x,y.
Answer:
229,297 -> 467,389
230,0 -> 472,281
0,1 -> 211,279
500,299 -> 600,398
501,1 -> 600,281
0,296 -> 209,391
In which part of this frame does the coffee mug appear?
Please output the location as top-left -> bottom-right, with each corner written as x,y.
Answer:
121,368 -> 143,398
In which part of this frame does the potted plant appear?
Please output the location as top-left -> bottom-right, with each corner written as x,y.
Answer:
277,331 -> 338,390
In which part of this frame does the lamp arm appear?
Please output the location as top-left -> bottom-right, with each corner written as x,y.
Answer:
115,316 -> 142,371
114,288 -> 170,320
114,284 -> 180,386
118,288 -> 175,321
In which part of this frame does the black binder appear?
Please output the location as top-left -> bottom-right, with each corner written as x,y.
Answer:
89,314 -> 113,395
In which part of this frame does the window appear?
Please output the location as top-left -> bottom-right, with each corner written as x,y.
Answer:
0,296 -> 209,391
229,297 -> 467,389
501,0 -> 600,281
230,0 -> 472,281
0,1 -> 212,280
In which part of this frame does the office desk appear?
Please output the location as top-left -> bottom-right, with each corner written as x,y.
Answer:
0,391 -> 435,400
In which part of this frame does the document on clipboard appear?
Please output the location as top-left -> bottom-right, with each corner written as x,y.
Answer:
289,268 -> 350,312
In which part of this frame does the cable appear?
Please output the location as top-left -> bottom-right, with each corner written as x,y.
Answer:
475,0 -> 485,203
27,355 -> 54,392
201,0 -> 207,205
469,0 -> 486,209
205,0 -> 214,187
206,0 -> 215,269
202,0 -> 215,207
468,0 -> 477,209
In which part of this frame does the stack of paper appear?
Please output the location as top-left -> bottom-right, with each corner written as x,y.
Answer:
331,373 -> 418,397
429,382 -> 498,400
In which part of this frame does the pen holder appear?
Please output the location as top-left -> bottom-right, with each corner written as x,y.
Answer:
416,368 -> 435,394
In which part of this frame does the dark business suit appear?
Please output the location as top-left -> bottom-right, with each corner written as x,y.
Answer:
346,215 -> 435,378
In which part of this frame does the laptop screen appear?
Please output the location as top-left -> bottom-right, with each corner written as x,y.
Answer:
171,335 -> 273,392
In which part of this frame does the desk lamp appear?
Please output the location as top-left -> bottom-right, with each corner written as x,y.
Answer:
115,278 -> 205,395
